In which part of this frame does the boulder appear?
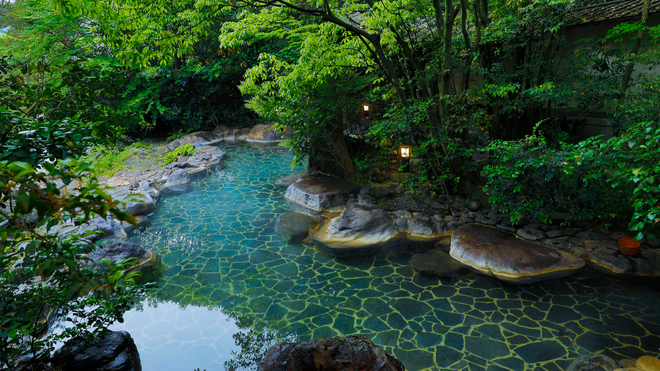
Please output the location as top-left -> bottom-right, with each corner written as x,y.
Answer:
276,211 -> 318,244
118,191 -> 156,216
257,336 -> 405,371
88,240 -> 160,277
55,331 -> 141,371
284,174 -> 360,216
247,123 -> 284,143
277,172 -> 308,188
566,354 -> 618,371
160,169 -> 192,195
406,216 -> 451,241
310,203 -> 400,257
637,356 -> 660,371
89,218 -> 128,242
42,216 -> 127,243
585,240 -> 660,281
449,224 -> 585,284
410,249 -> 464,277
405,216 -> 452,252
168,131 -> 223,149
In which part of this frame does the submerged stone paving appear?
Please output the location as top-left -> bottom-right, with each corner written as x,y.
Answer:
118,143 -> 660,371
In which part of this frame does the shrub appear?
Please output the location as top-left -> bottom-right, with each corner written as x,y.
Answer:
483,121 -> 660,240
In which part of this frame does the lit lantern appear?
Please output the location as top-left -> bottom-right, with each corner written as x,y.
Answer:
363,104 -> 370,112
400,145 -> 411,158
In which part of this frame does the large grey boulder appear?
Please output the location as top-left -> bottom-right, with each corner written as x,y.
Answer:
168,130 -> 223,149
247,123 -> 284,143
258,336 -> 404,371
160,169 -> 192,195
88,240 -> 160,277
54,331 -> 141,371
284,174 -> 360,216
406,216 -> 451,251
42,217 -> 127,243
310,203 -> 400,257
450,224 -> 585,284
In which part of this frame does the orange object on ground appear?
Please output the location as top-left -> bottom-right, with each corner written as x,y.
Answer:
619,237 -> 641,256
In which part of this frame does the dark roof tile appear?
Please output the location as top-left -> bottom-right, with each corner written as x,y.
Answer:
565,0 -> 660,27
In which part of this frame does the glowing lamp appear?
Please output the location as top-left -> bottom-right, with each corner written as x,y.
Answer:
400,145 -> 411,158
363,105 -> 370,112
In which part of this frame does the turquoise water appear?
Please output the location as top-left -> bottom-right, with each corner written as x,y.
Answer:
112,143 -> 660,371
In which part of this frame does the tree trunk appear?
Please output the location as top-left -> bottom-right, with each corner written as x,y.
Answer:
307,118 -> 354,178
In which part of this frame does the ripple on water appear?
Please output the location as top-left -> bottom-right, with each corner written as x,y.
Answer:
112,143 -> 660,371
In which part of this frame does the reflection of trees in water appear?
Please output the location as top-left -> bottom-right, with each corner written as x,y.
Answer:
224,315 -> 295,371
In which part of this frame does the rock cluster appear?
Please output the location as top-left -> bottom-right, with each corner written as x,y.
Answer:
285,177 -> 660,283
310,203 -> 453,257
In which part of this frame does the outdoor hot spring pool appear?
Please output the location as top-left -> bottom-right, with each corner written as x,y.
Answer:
111,143 -> 660,371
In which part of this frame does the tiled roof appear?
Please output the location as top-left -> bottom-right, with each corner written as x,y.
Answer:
564,0 -> 660,27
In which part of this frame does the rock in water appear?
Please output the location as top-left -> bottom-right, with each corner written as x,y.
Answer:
247,123 -> 284,143
637,355 -> 660,371
161,169 -> 192,195
88,240 -> 161,277
585,240 -> 660,281
55,331 -> 141,371
406,216 -> 452,252
410,249 -> 464,277
449,224 -> 585,284
276,211 -> 318,244
566,354 -> 618,371
284,174 -> 360,216
258,336 -> 405,371
311,203 -> 400,257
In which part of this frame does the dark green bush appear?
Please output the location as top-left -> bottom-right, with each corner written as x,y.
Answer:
484,121 -> 660,240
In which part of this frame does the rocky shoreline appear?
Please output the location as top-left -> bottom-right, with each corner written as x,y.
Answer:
280,173 -> 660,284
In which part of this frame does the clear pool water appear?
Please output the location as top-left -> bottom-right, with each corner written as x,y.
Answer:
112,143 -> 660,371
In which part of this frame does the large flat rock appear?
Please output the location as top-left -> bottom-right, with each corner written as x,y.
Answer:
450,224 -> 585,284
310,203 -> 401,257
284,174 -> 360,216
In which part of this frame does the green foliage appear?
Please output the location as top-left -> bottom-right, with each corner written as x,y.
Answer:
162,144 -> 196,165
0,107 -> 146,369
0,158 -> 145,369
0,105 -> 94,166
483,121 -> 660,240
